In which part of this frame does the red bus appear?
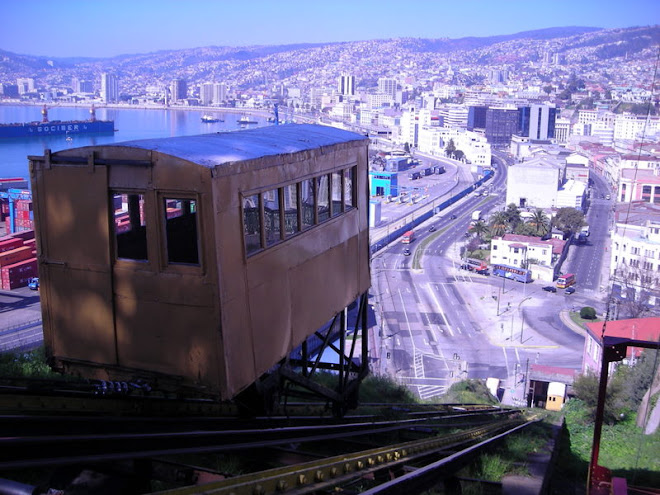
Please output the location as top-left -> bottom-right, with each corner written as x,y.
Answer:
556,273 -> 576,288
465,258 -> 488,273
402,230 -> 415,243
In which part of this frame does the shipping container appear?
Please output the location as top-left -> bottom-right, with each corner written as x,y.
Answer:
0,246 -> 33,267
11,230 -> 35,242
1,257 -> 38,290
0,238 -> 23,253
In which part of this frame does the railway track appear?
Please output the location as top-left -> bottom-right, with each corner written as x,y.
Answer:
0,386 -> 533,494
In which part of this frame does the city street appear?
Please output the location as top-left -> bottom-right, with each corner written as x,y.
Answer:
369,152 -> 605,404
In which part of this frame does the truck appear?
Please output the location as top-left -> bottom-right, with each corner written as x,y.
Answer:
471,210 -> 482,222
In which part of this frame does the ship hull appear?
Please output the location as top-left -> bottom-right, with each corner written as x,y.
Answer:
0,120 -> 115,138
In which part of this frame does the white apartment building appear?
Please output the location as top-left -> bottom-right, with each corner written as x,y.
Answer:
438,104 -> 469,129
490,234 -> 566,282
213,83 -> 228,104
610,204 -> 660,309
16,78 -> 35,94
199,83 -> 214,105
367,93 -> 393,109
377,78 -> 397,98
554,118 -> 571,144
614,113 -> 660,141
417,126 -> 491,167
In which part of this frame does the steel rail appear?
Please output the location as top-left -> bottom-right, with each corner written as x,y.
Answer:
147,419 -> 527,495
1,410 -> 520,469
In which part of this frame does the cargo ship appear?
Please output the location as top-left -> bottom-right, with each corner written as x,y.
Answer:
0,105 -> 115,138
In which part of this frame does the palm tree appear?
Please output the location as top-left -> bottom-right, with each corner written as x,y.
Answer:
489,211 -> 509,237
504,203 -> 522,231
528,209 -> 550,236
471,220 -> 489,241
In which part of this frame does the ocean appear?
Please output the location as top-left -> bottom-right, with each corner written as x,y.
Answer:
0,104 -> 270,183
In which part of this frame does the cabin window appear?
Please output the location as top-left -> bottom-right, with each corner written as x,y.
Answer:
263,188 -> 281,247
112,192 -> 148,261
344,167 -> 356,210
317,174 -> 330,222
243,193 -> 262,255
331,171 -> 342,217
164,197 -> 199,265
283,183 -> 299,237
301,178 -> 316,229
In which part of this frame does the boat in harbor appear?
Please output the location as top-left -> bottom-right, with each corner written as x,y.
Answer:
201,114 -> 223,123
238,115 -> 258,125
0,105 -> 115,138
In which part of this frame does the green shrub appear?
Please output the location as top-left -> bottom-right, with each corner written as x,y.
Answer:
580,306 -> 597,319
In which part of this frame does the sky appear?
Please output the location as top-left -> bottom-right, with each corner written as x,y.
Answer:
1,0 -> 658,58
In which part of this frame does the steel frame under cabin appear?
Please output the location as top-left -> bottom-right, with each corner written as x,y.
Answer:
29,124 -> 371,415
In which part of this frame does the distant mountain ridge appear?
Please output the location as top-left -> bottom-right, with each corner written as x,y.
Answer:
0,25 -> 657,91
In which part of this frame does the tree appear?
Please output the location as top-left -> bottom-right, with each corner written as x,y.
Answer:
489,211 -> 509,237
453,149 -> 465,161
580,306 -> 597,319
504,203 -> 522,230
543,85 -> 553,95
553,207 -> 585,237
572,369 -> 629,425
527,209 -> 550,236
445,138 -> 456,155
403,142 -> 410,153
470,220 -> 489,241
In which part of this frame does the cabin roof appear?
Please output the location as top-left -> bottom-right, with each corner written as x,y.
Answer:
104,124 -> 367,168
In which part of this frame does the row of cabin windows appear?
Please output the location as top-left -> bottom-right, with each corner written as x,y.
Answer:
243,167 -> 357,256
112,193 -> 199,266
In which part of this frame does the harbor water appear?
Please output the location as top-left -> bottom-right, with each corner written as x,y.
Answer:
0,105 -> 269,182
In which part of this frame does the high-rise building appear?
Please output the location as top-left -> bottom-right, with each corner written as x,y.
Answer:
519,104 -> 557,140
338,74 -> 355,97
378,78 -> 397,98
488,70 -> 508,85
213,83 -> 227,104
72,78 -> 93,93
16,78 -> 35,95
199,83 -> 214,105
485,107 -> 520,146
170,79 -> 188,102
101,73 -> 119,103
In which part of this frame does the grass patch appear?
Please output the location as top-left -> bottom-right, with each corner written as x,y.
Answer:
569,311 -> 601,329
411,226 -> 448,269
559,399 -> 660,489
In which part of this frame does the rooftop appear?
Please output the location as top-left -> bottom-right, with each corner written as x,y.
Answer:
88,124 -> 367,168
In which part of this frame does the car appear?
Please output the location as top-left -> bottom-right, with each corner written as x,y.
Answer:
28,277 -> 39,290
542,286 -> 557,293
464,232 -> 471,238
403,248 -> 411,256
429,226 -> 436,232
565,287 -> 576,294
605,194 -> 611,200
450,214 -> 457,220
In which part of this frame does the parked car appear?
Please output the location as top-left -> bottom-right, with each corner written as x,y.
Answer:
403,248 -> 411,256
450,214 -> 457,220
429,226 -> 436,232
565,287 -> 576,294
28,277 -> 39,290
542,286 -> 557,293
